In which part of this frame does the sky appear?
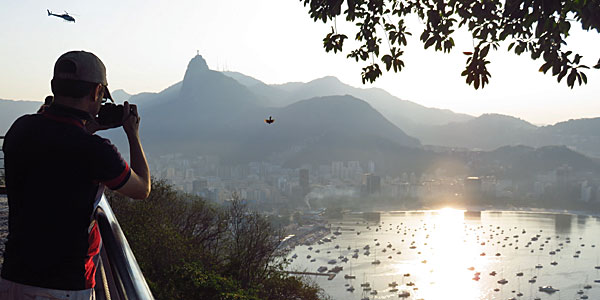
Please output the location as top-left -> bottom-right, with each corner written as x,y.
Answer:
1,0 -> 599,125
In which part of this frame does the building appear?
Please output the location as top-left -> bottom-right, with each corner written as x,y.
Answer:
362,173 -> 381,195
299,169 -> 309,197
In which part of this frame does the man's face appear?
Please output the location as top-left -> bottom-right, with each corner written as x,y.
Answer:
90,84 -> 104,116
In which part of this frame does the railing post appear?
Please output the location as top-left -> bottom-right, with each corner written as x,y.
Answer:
94,194 -> 154,300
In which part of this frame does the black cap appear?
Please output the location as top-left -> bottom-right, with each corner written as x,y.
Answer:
53,51 -> 113,102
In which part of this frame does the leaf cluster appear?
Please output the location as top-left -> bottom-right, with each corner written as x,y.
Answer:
301,0 -> 600,88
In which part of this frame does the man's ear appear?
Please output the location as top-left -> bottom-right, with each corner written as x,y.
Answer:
93,84 -> 104,102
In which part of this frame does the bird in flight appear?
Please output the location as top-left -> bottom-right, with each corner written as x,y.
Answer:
265,116 -> 275,124
47,10 -> 75,23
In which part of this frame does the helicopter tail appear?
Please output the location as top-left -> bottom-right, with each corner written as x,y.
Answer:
47,9 -> 52,16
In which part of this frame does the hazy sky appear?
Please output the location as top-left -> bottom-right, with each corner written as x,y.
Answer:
1,0 -> 599,125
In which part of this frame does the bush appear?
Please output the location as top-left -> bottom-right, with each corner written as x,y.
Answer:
107,179 -> 325,300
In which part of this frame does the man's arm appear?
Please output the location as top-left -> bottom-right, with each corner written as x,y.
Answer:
116,102 -> 151,199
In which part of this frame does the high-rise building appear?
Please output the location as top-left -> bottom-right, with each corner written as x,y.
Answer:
362,173 -> 381,195
299,169 -> 309,196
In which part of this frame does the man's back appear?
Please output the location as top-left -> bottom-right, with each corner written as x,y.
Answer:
1,104 -> 130,290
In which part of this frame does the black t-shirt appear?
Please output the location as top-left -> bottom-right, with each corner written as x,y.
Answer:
1,104 -> 130,290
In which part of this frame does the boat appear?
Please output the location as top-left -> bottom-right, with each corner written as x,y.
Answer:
389,288 -> 398,292
538,286 -> 559,293
317,266 -> 327,272
398,290 -> 411,298
329,266 -> 343,273
347,286 -> 355,292
497,278 -> 508,284
345,274 -> 356,279
310,258 -> 316,262
388,281 -> 398,287
352,253 -> 359,258
372,259 -> 381,265
328,259 -> 337,264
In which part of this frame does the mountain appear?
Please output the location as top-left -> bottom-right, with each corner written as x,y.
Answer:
475,145 -> 600,179
415,114 -> 538,150
222,71 -> 289,107
107,57 -> 425,172
535,118 -> 600,158
111,89 -> 131,103
411,114 -> 600,159
0,99 -> 41,135
223,74 -> 474,133
234,95 -> 422,171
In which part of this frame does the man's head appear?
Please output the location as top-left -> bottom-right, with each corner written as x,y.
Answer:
51,51 -> 113,115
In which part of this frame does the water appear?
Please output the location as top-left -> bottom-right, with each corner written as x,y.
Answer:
286,209 -> 600,300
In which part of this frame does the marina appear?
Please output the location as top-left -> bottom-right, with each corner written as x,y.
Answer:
285,209 -> 600,299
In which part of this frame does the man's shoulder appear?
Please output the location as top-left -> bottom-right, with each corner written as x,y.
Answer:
86,134 -> 121,154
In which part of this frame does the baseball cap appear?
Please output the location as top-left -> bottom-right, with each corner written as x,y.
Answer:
53,50 -> 114,102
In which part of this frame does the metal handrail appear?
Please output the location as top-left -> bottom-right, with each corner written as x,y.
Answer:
94,194 -> 154,300
0,136 -> 5,195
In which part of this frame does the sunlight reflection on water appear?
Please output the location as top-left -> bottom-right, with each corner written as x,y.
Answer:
287,209 -> 600,300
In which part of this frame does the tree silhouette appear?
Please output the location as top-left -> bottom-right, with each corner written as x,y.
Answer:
300,0 -> 600,89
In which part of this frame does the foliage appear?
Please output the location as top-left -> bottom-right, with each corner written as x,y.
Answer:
107,179 -> 325,300
300,0 -> 600,88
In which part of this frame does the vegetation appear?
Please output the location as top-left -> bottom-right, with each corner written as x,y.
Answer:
107,179 -> 326,300
300,0 -> 600,88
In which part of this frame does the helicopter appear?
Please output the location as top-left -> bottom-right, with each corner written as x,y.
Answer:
47,9 -> 75,23
264,116 -> 275,124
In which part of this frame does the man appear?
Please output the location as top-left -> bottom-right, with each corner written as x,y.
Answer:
0,51 -> 151,299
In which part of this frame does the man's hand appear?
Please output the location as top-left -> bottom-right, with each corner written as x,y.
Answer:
117,100 -> 151,199
122,101 -> 140,137
85,118 -> 112,134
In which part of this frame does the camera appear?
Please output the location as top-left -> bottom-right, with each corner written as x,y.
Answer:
97,103 -> 135,127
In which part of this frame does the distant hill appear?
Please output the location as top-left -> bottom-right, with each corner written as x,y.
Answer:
535,118 -> 600,157
0,99 -> 40,135
111,89 -> 131,103
234,95 -> 422,171
415,114 -> 538,150
474,145 -> 600,179
411,114 -> 600,158
222,73 -> 474,133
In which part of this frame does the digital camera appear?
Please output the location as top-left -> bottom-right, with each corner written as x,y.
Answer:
97,103 -> 135,127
